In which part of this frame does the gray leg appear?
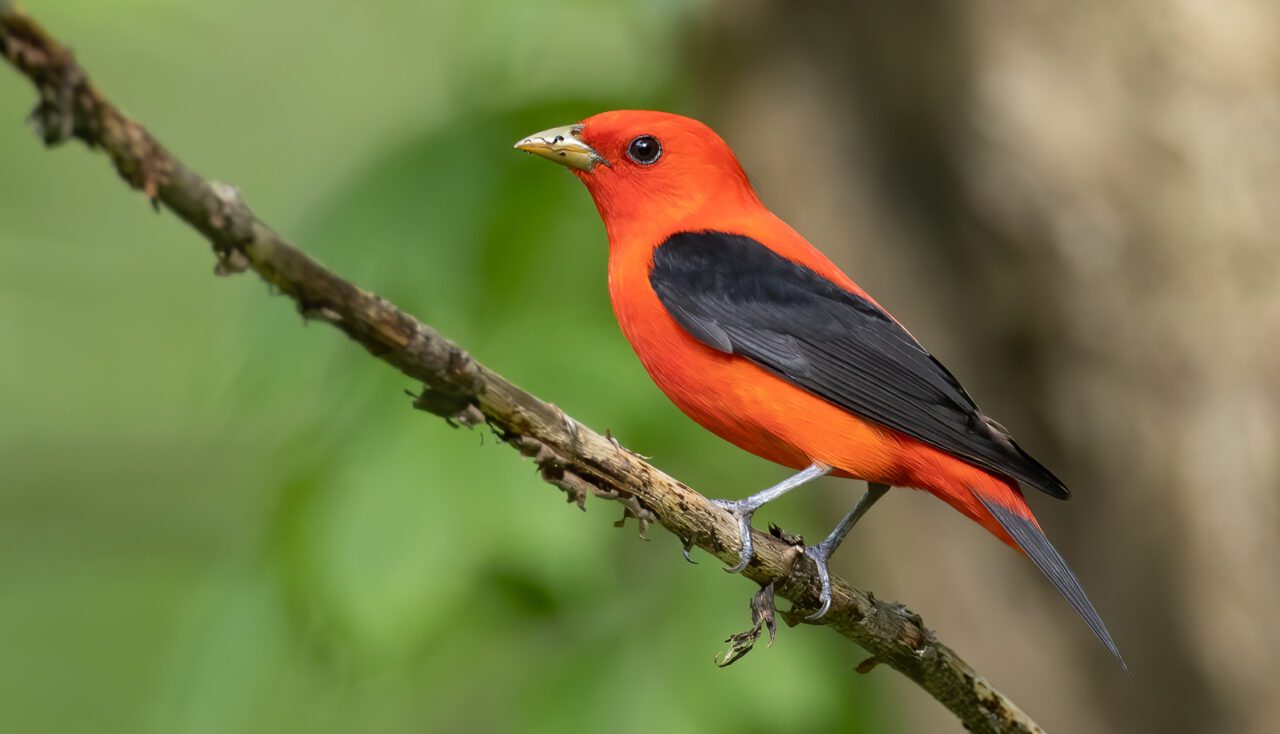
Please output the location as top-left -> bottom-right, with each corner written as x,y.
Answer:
712,463 -> 832,574
805,482 -> 890,620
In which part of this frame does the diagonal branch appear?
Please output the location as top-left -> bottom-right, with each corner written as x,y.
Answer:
0,7 -> 1042,733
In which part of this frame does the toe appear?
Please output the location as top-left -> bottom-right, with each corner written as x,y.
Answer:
803,546 -> 835,620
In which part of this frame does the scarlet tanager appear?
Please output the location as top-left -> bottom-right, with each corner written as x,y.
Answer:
516,110 -> 1121,663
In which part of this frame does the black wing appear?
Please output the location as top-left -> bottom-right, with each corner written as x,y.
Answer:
649,231 -> 1069,499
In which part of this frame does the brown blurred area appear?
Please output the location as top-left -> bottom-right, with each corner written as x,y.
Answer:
692,1 -> 1280,731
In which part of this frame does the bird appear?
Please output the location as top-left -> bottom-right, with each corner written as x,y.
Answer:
515,110 -> 1122,663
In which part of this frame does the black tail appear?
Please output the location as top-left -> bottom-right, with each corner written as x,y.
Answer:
976,493 -> 1128,671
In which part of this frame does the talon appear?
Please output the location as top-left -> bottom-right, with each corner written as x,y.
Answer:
680,535 -> 698,564
804,543 -> 835,621
712,498 -> 755,573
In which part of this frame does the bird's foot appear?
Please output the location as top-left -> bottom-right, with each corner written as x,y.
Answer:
801,540 -> 838,621
711,498 -> 756,573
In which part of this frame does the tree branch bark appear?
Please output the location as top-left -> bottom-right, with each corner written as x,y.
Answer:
1,7 -> 1042,733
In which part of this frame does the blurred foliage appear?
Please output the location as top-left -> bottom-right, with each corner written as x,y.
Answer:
0,1 -> 887,733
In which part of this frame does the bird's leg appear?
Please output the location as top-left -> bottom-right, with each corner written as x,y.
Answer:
711,463 -> 832,574
804,482 -> 890,620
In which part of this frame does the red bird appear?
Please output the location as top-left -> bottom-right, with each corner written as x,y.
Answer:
516,110 -> 1121,661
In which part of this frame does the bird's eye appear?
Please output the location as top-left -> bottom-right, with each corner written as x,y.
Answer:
626,135 -> 662,165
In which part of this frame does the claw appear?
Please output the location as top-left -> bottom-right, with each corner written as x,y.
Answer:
712,498 -> 755,573
680,535 -> 698,564
803,542 -> 835,621
800,482 -> 890,621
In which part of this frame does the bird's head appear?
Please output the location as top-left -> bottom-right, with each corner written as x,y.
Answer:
515,110 -> 760,237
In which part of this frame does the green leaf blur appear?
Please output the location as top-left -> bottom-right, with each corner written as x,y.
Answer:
0,2 -> 886,733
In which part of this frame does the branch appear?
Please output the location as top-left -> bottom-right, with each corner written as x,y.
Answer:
1,8 -> 1042,733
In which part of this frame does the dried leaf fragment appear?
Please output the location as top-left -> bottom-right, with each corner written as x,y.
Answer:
715,582 -> 777,667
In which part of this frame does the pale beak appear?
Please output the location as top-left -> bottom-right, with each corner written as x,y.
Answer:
514,124 -> 607,171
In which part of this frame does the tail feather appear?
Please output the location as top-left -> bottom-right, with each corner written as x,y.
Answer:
975,492 -> 1128,670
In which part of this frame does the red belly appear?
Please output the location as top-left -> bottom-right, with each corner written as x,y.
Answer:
609,273 -> 1022,548
612,276 -> 908,481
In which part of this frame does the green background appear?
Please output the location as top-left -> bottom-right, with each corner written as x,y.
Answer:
0,2 -> 885,732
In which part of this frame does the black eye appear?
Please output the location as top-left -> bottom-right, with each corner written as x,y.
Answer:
626,135 -> 662,165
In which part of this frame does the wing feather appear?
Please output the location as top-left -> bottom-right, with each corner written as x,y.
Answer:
650,231 -> 1069,499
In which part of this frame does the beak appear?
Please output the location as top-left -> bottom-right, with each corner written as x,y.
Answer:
514,124 -> 607,171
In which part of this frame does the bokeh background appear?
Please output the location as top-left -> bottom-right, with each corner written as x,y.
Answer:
2,1 -> 1278,732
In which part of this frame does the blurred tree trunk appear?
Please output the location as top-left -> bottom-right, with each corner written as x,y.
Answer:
693,1 -> 1280,731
